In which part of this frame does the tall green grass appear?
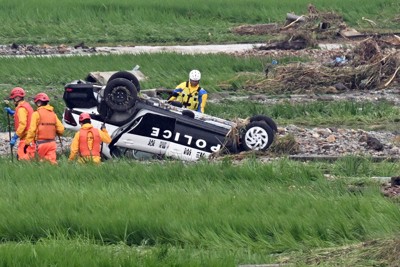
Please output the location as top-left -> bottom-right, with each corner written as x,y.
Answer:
0,159 -> 399,243
0,158 -> 399,265
0,0 -> 398,45
0,53 -> 268,89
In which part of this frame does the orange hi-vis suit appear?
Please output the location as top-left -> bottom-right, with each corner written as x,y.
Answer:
69,123 -> 112,164
25,105 -> 65,164
14,101 -> 36,160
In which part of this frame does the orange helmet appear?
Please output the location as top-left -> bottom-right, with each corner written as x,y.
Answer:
34,93 -> 50,103
9,87 -> 26,99
79,112 -> 91,123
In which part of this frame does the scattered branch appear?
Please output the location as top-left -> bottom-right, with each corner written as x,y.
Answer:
384,66 -> 400,87
282,15 -> 307,30
362,17 -> 377,27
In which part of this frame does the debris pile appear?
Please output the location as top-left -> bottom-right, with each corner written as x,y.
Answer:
0,42 -> 96,56
231,4 -> 400,94
238,38 -> 399,94
232,4 -> 348,42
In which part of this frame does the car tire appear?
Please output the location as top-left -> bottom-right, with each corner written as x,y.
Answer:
104,78 -> 138,112
108,71 -> 141,92
241,121 -> 274,151
249,115 -> 278,132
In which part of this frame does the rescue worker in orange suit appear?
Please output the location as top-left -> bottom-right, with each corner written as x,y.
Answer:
25,93 -> 65,164
168,69 -> 208,113
68,113 -> 111,164
4,87 -> 36,160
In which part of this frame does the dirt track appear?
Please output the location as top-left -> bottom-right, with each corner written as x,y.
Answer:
0,42 -> 347,57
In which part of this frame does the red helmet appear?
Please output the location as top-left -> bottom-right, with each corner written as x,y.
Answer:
34,93 -> 50,103
79,113 -> 91,123
9,87 -> 26,99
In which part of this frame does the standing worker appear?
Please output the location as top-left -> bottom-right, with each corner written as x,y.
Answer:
68,113 -> 111,164
168,69 -> 208,113
4,87 -> 36,160
25,93 -> 65,164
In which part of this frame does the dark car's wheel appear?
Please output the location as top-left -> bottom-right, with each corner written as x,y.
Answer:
104,78 -> 138,112
108,71 -> 141,92
249,115 -> 278,132
241,121 -> 274,151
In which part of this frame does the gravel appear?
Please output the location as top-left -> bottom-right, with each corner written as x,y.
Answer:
0,126 -> 399,160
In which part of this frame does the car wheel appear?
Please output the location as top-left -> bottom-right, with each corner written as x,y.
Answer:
108,71 -> 141,92
241,121 -> 274,151
249,115 -> 278,132
104,78 -> 138,112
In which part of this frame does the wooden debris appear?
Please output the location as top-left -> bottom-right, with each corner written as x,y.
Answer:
231,23 -> 279,35
282,15 -> 306,30
339,28 -> 363,38
384,66 -> 400,87
362,17 -> 377,26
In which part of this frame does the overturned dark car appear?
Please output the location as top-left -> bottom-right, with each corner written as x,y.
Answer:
62,71 -> 277,161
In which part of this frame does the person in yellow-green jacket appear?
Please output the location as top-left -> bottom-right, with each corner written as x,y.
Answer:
168,69 -> 208,113
69,113 -> 111,164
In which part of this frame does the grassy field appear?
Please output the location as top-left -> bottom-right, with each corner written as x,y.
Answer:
1,0 -> 400,266
1,54 -> 400,131
0,158 -> 399,266
0,0 -> 398,45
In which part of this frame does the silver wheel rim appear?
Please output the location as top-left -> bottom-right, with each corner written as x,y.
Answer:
245,126 -> 269,150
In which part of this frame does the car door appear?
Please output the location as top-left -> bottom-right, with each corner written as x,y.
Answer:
165,119 -> 226,161
112,111 -> 175,156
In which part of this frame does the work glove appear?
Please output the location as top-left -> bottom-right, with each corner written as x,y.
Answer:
5,107 -> 15,115
10,134 -> 18,147
23,145 -> 29,154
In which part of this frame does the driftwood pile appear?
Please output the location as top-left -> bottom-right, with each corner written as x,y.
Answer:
232,4 -> 347,43
245,38 -> 400,94
231,4 -> 400,93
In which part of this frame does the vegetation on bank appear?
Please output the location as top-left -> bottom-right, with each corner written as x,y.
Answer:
0,158 -> 399,266
0,0 -> 398,45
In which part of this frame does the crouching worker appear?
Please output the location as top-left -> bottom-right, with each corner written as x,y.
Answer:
69,113 -> 111,164
25,93 -> 65,164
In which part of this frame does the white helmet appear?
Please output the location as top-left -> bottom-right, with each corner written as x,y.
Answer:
189,69 -> 201,81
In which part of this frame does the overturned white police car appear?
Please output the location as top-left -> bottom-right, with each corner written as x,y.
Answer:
62,71 -> 277,161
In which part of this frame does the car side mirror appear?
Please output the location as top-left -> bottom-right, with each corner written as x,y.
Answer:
169,101 -> 183,108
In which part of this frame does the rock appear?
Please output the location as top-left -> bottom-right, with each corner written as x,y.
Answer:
277,127 -> 286,134
391,176 -> 400,186
248,94 -> 268,101
366,136 -> 384,151
334,82 -> 349,91
326,135 -> 336,142
312,132 -> 320,138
